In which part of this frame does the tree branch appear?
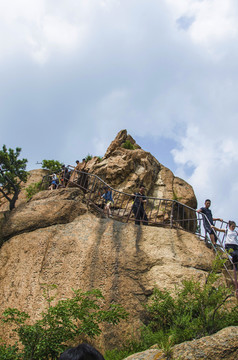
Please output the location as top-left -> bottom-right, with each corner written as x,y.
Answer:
212,293 -> 233,325
0,187 -> 11,202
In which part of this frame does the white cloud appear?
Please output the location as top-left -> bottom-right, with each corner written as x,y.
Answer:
27,15 -> 82,64
1,0 -> 238,223
172,123 -> 238,219
0,0 -> 93,63
165,0 -> 238,55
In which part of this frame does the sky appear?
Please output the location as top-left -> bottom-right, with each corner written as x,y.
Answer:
0,0 -> 238,221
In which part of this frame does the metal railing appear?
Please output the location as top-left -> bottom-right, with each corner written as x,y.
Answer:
41,166 -> 238,297
63,166 -> 199,231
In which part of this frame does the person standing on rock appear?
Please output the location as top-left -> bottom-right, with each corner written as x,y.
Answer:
197,199 -> 223,245
78,158 -> 88,192
211,221 -> 238,270
75,160 -> 80,169
49,173 -> 59,190
69,159 -> 87,190
101,186 -> 114,217
132,184 -> 148,225
60,165 -> 70,187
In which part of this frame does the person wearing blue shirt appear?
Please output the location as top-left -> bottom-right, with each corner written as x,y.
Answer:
101,186 -> 113,217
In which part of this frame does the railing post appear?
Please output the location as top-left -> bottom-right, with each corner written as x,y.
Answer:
170,201 -> 174,228
88,174 -> 96,202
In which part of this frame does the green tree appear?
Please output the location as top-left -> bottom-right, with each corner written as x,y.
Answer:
41,160 -> 63,173
0,145 -> 28,210
1,287 -> 128,360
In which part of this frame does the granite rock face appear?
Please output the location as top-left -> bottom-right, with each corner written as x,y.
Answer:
123,326 -> 238,360
0,202 -> 215,349
0,188 -> 87,241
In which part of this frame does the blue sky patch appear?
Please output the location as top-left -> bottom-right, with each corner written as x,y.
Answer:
176,16 -> 195,31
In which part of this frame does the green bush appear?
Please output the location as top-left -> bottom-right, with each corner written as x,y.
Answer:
121,140 -> 136,150
83,155 -> 102,163
41,160 -> 63,173
85,154 -> 93,162
25,181 -> 42,199
105,257 -> 238,360
1,286 -> 128,360
0,344 -> 20,359
143,257 -> 238,347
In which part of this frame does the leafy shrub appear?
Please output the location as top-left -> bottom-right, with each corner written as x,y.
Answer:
105,257 -> 238,360
1,286 -> 128,360
41,160 -> 63,173
85,154 -> 93,162
0,344 -> 20,359
144,257 -> 238,347
25,181 -> 42,199
83,155 -> 102,163
121,140 -> 136,150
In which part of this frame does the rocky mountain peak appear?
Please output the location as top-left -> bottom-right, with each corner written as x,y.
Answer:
86,129 -> 197,209
104,129 -> 141,158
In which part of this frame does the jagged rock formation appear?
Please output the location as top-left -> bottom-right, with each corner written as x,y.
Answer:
85,130 -> 197,209
123,326 -> 238,360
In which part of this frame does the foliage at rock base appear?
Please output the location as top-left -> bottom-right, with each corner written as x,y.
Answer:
105,258 -> 238,360
0,286 -> 127,360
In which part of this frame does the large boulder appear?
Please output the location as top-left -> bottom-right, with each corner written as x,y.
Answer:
123,326 -> 238,360
0,188 -> 87,242
0,203 -> 215,349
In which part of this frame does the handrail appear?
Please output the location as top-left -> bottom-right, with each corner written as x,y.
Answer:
41,165 -> 238,297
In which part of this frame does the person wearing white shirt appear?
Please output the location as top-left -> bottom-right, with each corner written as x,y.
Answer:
212,221 -> 238,270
